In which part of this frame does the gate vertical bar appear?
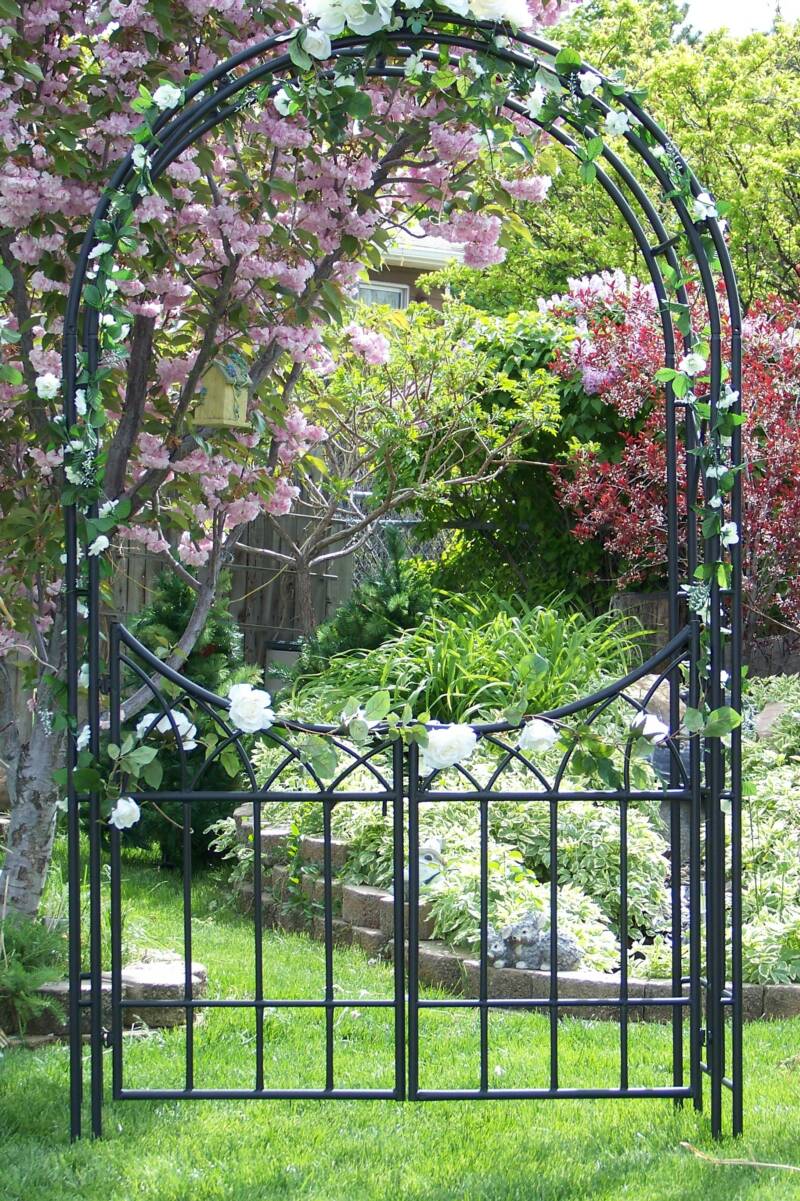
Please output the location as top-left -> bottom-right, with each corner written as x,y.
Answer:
83,300 -> 104,1139
323,797 -> 335,1092
253,794 -> 264,1092
392,739 -> 406,1100
109,625 -> 123,1099
479,796 -> 489,1094
548,796 -> 558,1092
728,307 -> 744,1137
619,798 -> 629,1092
407,743 -> 420,1099
63,259 -> 83,1143
688,615 -> 703,1110
705,323 -> 725,1139
183,792 -> 194,1092
665,341 -> 684,1102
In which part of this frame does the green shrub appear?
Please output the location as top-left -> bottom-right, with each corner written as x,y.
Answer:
290,595 -> 645,723
0,911 -> 67,1035
119,571 -> 259,865
489,800 -> 670,940
295,532 -> 434,676
740,909 -> 800,984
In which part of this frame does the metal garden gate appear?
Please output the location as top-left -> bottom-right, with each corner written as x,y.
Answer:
62,16 -> 744,1142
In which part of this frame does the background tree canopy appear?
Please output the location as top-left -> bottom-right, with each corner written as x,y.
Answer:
433,0 -> 800,310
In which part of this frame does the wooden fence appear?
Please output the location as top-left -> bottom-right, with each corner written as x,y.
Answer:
111,512 -> 355,669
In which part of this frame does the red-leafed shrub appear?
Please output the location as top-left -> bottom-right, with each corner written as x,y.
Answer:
549,273 -> 800,633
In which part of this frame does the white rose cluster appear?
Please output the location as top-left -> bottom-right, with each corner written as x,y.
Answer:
153,83 -> 182,111
303,0 -> 394,36
136,709 -> 198,750
36,372 -> 60,400
228,683 -> 275,733
109,796 -> 141,830
301,0 -> 532,38
517,717 -> 558,754
419,723 -> 478,775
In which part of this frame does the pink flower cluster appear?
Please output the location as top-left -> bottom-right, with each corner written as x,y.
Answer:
119,524 -> 171,555
177,531 -> 212,566
344,323 -> 391,366
271,406 -> 328,464
424,212 -> 506,269
265,476 -> 300,516
547,272 -> 662,417
503,174 -> 552,203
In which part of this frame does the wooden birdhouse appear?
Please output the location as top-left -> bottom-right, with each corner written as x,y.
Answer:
192,356 -> 251,430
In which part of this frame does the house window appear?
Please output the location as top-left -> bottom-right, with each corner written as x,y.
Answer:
357,281 -> 410,309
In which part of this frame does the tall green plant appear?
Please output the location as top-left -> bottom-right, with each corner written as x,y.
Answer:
290,596 -> 644,722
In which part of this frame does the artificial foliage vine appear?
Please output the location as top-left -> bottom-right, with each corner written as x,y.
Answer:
59,4 -> 741,821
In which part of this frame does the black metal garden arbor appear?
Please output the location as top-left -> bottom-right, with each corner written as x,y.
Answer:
62,14 -> 744,1143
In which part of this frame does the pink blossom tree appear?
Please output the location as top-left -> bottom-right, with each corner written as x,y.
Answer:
0,0 -> 578,914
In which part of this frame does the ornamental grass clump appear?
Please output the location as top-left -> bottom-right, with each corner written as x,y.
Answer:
288,596 -> 645,723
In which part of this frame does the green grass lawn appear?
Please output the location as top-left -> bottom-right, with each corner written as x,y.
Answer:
2,860 -> 800,1201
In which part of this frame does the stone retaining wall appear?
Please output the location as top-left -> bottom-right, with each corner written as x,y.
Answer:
232,804 -> 800,1022
9,954 -> 208,1041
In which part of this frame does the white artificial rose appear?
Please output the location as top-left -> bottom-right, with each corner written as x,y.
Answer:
36,372 -> 60,400
137,709 -> 198,750
87,535 -> 110,557
273,88 -> 293,116
420,723 -> 478,775
721,521 -> 739,548
158,710 -> 198,750
75,389 -> 87,416
469,0 -> 530,26
604,109 -> 630,137
631,711 -> 670,745
578,70 -> 602,96
303,26 -> 332,59
523,83 -> 547,119
136,712 -> 158,741
153,83 -> 182,111
109,796 -> 141,830
679,352 -> 707,376
518,717 -> 558,754
228,682 -> 275,733
305,0 -> 343,31
693,191 -> 717,221
76,724 -> 91,751
132,144 -> 151,170
346,0 -> 393,35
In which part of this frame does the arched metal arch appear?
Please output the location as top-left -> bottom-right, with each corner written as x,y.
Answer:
62,16 -> 743,1143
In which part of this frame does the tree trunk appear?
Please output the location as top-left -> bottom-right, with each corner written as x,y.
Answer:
295,562 -> 318,638
0,674 -> 63,919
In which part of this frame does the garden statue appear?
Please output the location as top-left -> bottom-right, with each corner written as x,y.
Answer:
487,912 -> 582,971
403,838 -> 445,897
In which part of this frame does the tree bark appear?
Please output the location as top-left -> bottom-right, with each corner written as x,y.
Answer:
294,562 -> 317,638
0,670 -> 63,918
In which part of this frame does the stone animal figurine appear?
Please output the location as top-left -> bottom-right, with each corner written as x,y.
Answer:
403,837 -> 444,898
487,909 -> 582,972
